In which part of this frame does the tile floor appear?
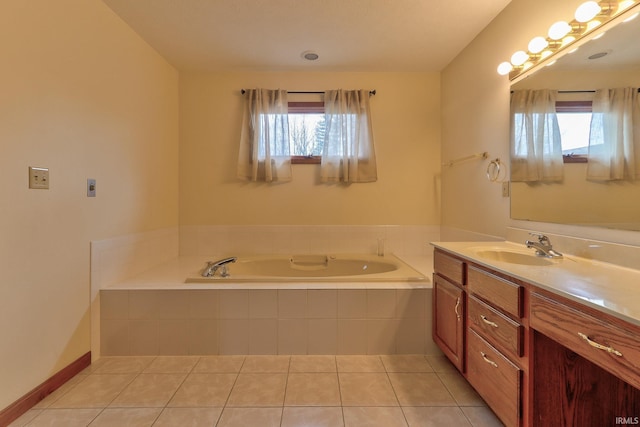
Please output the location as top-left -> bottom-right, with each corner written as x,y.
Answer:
9,355 -> 503,427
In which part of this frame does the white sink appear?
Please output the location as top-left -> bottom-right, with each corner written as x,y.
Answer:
473,249 -> 554,266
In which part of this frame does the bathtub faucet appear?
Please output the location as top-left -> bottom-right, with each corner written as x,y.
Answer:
202,257 -> 237,277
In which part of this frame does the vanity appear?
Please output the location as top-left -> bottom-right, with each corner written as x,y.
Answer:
432,240 -> 640,427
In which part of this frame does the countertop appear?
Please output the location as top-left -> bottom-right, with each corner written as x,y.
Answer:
432,241 -> 640,328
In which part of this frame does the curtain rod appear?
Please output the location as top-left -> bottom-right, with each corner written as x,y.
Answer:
241,89 -> 376,96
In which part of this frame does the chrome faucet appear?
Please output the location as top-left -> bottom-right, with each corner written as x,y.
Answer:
525,233 -> 562,258
202,257 -> 237,277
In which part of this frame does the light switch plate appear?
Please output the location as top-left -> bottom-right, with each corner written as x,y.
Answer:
29,167 -> 49,189
87,179 -> 96,197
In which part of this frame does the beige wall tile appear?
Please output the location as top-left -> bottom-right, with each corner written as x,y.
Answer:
157,290 -> 190,319
249,290 -> 278,319
188,290 -> 219,319
129,320 -> 159,355
307,290 -> 337,318
396,318 -> 426,354
278,290 -> 307,319
101,319 -> 129,356
188,318 -> 218,355
337,290 -> 366,319
308,319 -> 337,355
337,319 -> 367,355
100,291 -> 129,319
219,290 -> 249,319
396,289 -> 426,318
158,320 -> 190,355
218,319 -> 249,354
367,290 -> 396,319
367,319 -> 398,354
129,291 -> 160,319
278,319 -> 307,354
249,319 -> 278,355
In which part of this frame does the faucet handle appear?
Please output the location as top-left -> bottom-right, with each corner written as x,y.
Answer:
528,232 -> 550,245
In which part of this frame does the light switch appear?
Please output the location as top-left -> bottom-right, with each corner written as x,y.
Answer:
29,167 -> 49,189
87,179 -> 96,197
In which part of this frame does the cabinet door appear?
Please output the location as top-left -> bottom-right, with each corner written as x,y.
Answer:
433,274 -> 465,372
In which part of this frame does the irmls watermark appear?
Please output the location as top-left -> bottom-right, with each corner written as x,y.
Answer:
616,416 -> 640,425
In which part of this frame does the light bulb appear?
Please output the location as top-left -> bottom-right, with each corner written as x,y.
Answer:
540,50 -> 553,59
618,1 -> 635,13
624,12 -> 639,22
510,51 -> 529,66
575,1 -> 601,22
548,21 -> 572,39
528,36 -> 549,54
497,62 -> 513,75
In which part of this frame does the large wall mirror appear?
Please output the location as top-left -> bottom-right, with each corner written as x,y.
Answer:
510,9 -> 640,231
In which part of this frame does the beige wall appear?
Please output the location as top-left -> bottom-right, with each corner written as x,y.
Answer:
180,71 -> 441,226
441,0 -> 640,245
0,0 -> 179,409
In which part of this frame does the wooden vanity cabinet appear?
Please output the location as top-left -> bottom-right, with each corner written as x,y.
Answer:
433,250 -> 466,372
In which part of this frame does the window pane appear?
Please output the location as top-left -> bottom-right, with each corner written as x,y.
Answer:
289,113 -> 325,156
557,112 -> 592,155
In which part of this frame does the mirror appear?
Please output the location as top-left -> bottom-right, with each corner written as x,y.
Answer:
510,14 -> 640,232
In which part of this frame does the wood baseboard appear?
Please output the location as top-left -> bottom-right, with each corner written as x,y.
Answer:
0,352 -> 91,427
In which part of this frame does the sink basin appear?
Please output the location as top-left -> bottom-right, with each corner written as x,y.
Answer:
474,249 -> 554,266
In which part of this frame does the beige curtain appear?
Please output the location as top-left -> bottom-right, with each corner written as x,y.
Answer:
587,88 -> 640,181
510,89 -> 564,182
321,89 -> 377,183
237,89 -> 292,182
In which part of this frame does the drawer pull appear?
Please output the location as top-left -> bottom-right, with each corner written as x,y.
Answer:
578,332 -> 623,357
480,315 -> 499,328
454,297 -> 461,321
480,351 -> 499,368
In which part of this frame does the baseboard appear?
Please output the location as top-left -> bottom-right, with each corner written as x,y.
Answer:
0,352 -> 91,427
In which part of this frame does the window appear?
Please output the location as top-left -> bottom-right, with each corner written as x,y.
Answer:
556,100 -> 592,163
289,102 -> 325,164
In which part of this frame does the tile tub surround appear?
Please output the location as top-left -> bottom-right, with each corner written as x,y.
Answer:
9,355 -> 503,427
101,288 -> 438,356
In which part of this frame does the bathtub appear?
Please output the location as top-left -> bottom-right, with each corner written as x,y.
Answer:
185,253 -> 427,283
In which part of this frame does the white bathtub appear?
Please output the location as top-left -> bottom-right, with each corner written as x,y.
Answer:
186,253 -> 427,283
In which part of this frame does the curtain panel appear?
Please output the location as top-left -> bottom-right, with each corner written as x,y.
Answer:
321,89 -> 377,183
587,87 -> 640,181
510,89 -> 564,182
237,89 -> 292,182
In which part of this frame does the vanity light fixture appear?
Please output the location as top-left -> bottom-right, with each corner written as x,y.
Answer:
498,0 -> 639,79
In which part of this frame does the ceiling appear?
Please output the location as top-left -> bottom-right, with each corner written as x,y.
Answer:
101,0 -> 512,72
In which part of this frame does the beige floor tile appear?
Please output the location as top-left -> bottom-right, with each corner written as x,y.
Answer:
403,406 -> 473,427
343,407 -> 408,427
33,373 -> 89,408
154,407 -> 223,427
241,355 -> 290,373
50,374 -> 135,408
281,407 -> 344,427
90,357 -> 156,374
381,355 -> 434,373
89,408 -> 162,426
168,373 -> 237,407
339,373 -> 399,406
143,355 -> 200,373
290,355 -> 337,372
388,373 -> 457,406
193,355 -> 245,373
438,372 -> 485,406
424,354 -> 458,374
6,409 -> 42,427
285,373 -> 341,406
24,408 -> 102,427
460,406 -> 505,427
226,373 -> 287,407
109,373 -> 186,407
217,407 -> 282,427
336,355 -> 385,372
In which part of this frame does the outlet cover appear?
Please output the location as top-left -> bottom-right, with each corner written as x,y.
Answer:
29,167 -> 49,189
87,179 -> 96,197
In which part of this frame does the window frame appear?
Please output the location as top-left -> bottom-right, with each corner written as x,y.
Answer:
556,100 -> 592,164
289,101 -> 324,164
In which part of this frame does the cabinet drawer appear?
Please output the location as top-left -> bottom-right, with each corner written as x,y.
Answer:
530,292 -> 640,391
467,329 -> 522,427
468,266 -> 522,318
434,250 -> 464,286
468,295 -> 524,358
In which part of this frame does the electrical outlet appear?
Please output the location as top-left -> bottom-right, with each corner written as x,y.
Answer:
87,179 -> 96,197
502,181 -> 510,197
29,167 -> 49,189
